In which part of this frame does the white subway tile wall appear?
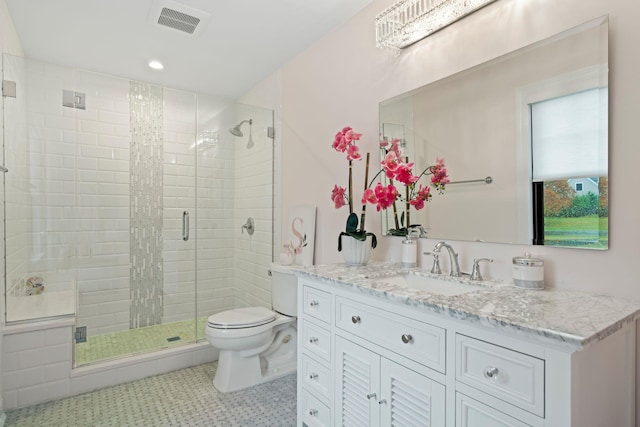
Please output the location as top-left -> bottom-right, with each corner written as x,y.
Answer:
2,324 -> 73,409
233,108 -> 273,309
1,57 -> 274,408
4,58 -> 273,333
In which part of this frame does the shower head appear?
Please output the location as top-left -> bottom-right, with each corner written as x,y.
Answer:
229,119 -> 253,137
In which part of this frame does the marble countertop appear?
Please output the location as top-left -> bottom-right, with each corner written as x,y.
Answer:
293,262 -> 640,349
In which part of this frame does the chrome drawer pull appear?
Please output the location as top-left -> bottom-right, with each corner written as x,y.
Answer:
309,300 -> 319,307
401,334 -> 413,344
366,393 -> 377,400
309,337 -> 319,344
351,315 -> 361,324
309,409 -> 318,417
309,373 -> 318,380
484,366 -> 499,379
378,399 -> 387,405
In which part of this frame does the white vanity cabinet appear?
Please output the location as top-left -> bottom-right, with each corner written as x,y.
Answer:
296,273 -> 637,427
335,336 -> 446,426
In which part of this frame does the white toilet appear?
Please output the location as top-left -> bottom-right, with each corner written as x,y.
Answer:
205,263 -> 297,392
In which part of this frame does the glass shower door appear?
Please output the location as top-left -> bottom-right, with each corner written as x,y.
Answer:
3,54 -> 77,323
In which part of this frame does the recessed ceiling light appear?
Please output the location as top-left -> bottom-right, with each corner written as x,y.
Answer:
148,60 -> 164,70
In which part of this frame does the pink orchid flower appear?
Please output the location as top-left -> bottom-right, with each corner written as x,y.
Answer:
347,144 -> 361,161
371,183 -> 399,211
410,197 -> 425,210
381,152 -> 401,176
389,138 -> 402,158
331,185 -> 347,209
394,163 -> 419,185
344,129 -> 362,143
361,188 -> 377,205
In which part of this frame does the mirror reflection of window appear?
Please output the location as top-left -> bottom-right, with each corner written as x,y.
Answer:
530,88 -> 608,249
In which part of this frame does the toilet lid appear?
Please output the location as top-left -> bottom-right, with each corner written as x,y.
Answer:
207,307 -> 276,329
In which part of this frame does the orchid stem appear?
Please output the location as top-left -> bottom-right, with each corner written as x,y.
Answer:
391,178 -> 400,229
360,153 -> 370,231
348,160 -> 353,214
405,157 -> 410,227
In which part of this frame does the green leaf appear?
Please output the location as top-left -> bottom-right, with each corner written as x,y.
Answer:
338,231 -> 378,252
345,213 -> 359,233
387,228 -> 408,236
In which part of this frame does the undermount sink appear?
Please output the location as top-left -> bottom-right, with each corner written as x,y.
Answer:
373,273 -> 485,296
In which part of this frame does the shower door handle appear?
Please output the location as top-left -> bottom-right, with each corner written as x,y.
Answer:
182,211 -> 189,241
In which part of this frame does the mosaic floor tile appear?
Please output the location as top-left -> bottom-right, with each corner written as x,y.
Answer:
5,362 -> 296,427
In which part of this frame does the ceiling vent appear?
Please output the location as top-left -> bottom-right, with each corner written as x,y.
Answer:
158,8 -> 200,34
148,0 -> 211,36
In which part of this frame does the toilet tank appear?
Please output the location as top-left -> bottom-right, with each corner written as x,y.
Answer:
270,263 -> 297,316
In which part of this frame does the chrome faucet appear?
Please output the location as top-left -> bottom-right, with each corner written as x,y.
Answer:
470,258 -> 493,281
433,241 -> 461,277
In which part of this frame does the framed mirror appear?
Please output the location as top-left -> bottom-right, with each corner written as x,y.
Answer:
379,16 -> 608,249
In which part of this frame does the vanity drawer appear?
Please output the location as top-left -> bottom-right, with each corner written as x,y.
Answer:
335,296 -> 446,373
456,334 -> 544,417
302,320 -> 331,362
303,285 -> 332,324
456,393 -> 533,427
302,354 -> 331,401
302,389 -> 331,427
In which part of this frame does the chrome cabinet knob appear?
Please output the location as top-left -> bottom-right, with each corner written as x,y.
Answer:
309,337 -> 318,344
366,393 -> 377,400
484,366 -> 499,379
351,315 -> 361,324
309,300 -> 319,307
308,409 -> 318,417
401,334 -> 413,344
309,373 -> 318,380
378,399 -> 387,405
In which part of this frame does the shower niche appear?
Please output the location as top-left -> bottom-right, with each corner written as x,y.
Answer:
1,54 -> 275,366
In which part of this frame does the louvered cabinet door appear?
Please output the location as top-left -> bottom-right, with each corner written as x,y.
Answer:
379,358 -> 446,427
335,336 -> 381,427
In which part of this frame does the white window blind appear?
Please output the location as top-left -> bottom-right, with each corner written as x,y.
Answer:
531,87 -> 608,181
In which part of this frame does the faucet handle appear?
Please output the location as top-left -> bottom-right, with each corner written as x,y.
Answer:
471,258 -> 493,281
423,252 -> 442,275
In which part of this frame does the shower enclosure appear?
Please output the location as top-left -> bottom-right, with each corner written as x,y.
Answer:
1,54 -> 274,366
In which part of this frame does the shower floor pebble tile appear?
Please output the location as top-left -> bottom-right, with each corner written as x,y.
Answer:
75,317 -> 209,365
5,362 -> 296,427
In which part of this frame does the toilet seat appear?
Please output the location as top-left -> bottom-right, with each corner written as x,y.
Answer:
207,307 -> 276,329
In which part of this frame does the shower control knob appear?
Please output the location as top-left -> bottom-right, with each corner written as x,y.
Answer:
309,337 -> 319,344
351,315 -> 361,324
309,373 -> 318,381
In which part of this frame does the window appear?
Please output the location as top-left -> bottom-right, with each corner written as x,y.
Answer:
530,88 -> 608,248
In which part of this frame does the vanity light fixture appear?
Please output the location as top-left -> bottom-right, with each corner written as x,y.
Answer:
375,0 -> 498,51
148,60 -> 164,70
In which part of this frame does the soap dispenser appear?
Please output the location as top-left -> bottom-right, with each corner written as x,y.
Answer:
401,228 -> 419,268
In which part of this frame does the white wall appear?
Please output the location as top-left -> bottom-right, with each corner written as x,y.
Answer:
242,0 -> 640,300
240,0 -> 640,417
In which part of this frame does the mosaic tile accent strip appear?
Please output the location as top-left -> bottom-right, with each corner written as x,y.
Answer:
76,317 -> 209,366
129,81 -> 164,328
5,363 -> 297,426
